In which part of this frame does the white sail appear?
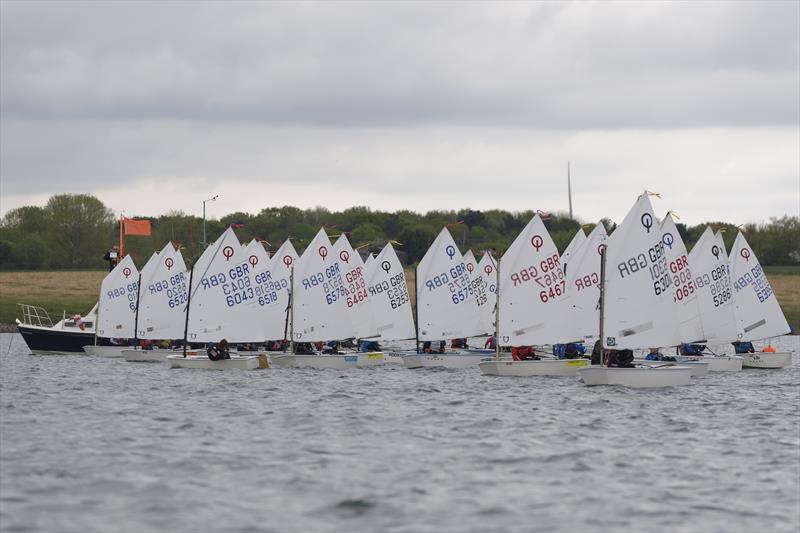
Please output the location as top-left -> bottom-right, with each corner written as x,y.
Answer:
561,228 -> 587,273
729,231 -> 790,341
564,223 -> 607,340
688,228 -> 739,343
364,253 -> 374,266
138,242 -> 189,340
187,227 -> 263,343
475,252 -> 498,335
416,227 -> 481,340
660,214 -> 705,343
364,242 -> 416,341
602,194 -> 681,350
498,215 -> 575,346
292,228 -> 355,342
97,255 -> 139,338
333,234 -> 377,339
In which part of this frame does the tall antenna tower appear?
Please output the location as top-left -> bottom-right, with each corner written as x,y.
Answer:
567,161 -> 573,219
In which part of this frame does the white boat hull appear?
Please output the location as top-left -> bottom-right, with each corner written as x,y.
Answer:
741,352 -> 793,369
577,365 -> 693,388
270,353 -> 385,369
678,355 -> 743,372
122,349 -> 184,362
401,352 -> 486,369
479,358 -> 590,376
82,345 -> 132,357
167,354 -> 265,370
636,359 -> 709,377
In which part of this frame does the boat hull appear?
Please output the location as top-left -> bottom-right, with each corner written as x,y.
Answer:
479,358 -> 589,376
82,345 -> 133,357
678,355 -> 743,372
577,365 -> 692,388
17,324 -> 99,354
122,349 -> 186,362
636,359 -> 709,377
167,354 -> 265,370
401,352 -> 486,369
270,353 -> 385,369
741,352 -> 792,369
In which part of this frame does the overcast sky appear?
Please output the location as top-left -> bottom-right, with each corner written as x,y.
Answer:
1,1 -> 798,227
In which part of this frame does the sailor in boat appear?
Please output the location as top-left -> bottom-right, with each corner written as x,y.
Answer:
730,341 -> 754,353
359,339 -> 381,352
451,338 -> 468,349
645,347 -> 676,361
422,341 -> 447,354
207,339 -> 231,361
679,343 -> 707,356
511,346 -> 538,361
295,342 -> 316,355
609,349 -> 635,368
553,342 -> 587,359
321,341 -> 340,354
484,336 -> 496,349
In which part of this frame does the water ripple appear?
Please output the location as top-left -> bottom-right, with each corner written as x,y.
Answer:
0,333 -> 798,532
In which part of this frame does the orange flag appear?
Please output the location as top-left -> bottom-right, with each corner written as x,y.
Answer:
124,218 -> 151,236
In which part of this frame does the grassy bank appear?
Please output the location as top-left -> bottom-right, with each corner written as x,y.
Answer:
1,269 -> 798,333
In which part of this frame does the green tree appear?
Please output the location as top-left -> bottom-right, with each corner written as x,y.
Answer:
45,194 -> 115,268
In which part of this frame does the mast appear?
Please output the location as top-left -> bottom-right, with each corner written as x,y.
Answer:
289,266 -> 295,354
567,162 -> 573,220
133,272 -> 142,350
598,246 -> 606,366
182,265 -> 194,357
414,265 -> 419,353
494,251 -> 500,360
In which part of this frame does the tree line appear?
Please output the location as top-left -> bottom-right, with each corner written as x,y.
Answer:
1,194 -> 798,270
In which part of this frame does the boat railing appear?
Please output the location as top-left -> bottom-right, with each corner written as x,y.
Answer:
17,304 -> 54,328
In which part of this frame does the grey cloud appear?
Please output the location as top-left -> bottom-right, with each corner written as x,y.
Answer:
1,1 -> 797,127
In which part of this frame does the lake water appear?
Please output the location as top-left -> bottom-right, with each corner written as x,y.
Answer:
1,333 -> 798,533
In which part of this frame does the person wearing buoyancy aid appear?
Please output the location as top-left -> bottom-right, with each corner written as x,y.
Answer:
679,343 -> 706,356
645,347 -> 677,361
762,344 -> 776,353
555,342 -> 587,359
512,346 -> 537,361
207,339 -> 231,361
451,338 -> 468,349
484,336 -> 496,349
359,340 -> 381,352
610,349 -> 635,367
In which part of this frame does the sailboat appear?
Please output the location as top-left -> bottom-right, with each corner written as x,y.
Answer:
401,227 -> 491,369
729,231 -> 793,368
167,227 -> 266,370
479,214 -> 590,377
364,242 -> 416,364
631,215 -> 709,376
576,194 -> 692,387
82,255 -> 140,357
123,242 -> 192,362
270,228 -> 385,369
679,228 -> 743,371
